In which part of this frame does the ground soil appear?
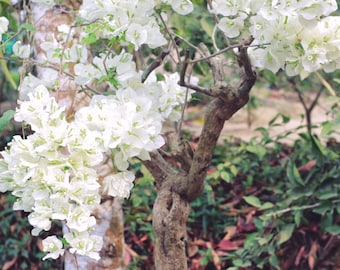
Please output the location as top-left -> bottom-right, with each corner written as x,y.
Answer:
184,88 -> 338,144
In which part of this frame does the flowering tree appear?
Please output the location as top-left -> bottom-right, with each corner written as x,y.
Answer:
0,0 -> 339,269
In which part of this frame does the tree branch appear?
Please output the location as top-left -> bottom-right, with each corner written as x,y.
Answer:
141,48 -> 170,83
176,37 -> 257,201
142,151 -> 177,188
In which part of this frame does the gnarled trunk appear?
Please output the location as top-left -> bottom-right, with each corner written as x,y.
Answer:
144,41 -> 257,270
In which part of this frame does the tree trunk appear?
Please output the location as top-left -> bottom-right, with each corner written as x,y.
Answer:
144,41 -> 257,270
152,177 -> 190,269
31,3 -> 125,269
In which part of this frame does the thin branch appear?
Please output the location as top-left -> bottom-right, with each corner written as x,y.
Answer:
207,0 -> 231,47
191,42 -> 269,64
261,200 -> 340,218
172,33 -> 205,57
309,86 -> 324,113
141,48 -> 170,83
178,49 -> 214,96
142,151 -> 177,188
316,71 -> 337,96
157,12 -> 181,63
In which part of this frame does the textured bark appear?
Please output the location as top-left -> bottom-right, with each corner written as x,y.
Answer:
144,40 -> 257,270
32,3 -> 125,269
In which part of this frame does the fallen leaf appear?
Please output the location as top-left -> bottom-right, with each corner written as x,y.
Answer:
223,226 -> 237,240
298,160 -> 317,172
187,242 -> 199,257
295,246 -> 306,266
2,257 -> 17,270
207,242 -> 221,270
308,241 -> 318,270
217,240 -> 239,251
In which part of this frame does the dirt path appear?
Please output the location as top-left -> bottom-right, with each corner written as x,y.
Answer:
184,89 -> 337,144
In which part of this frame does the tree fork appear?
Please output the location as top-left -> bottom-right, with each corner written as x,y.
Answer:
144,39 -> 257,270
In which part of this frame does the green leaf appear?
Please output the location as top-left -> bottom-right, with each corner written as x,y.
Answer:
294,210 -> 302,227
246,145 -> 267,160
325,225 -> 340,235
317,189 -> 338,200
269,113 -> 290,126
277,224 -> 295,245
243,196 -> 262,208
0,0 -> 11,5
286,159 -> 305,186
260,202 -> 274,210
19,23 -> 36,32
200,17 -> 214,36
81,32 -> 97,45
0,110 -> 15,132
313,201 -> 333,215
233,259 -> 251,267
220,171 -> 231,182
269,254 -> 280,269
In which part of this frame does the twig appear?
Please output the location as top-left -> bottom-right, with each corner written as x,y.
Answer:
263,202 -> 321,218
157,12 -> 181,63
207,0 -> 231,47
141,48 -> 169,83
191,42 -> 269,64
178,49 -> 214,96
0,49 -> 17,89
172,33 -> 205,57
316,71 -> 337,96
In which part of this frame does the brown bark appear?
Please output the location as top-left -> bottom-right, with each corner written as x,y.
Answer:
144,39 -> 257,270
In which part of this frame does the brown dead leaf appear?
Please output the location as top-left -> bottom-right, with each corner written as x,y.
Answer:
223,226 -> 237,240
187,242 -> 199,257
295,246 -> 306,266
308,241 -> 319,270
139,234 -> 148,242
217,240 -> 240,251
37,238 -> 44,251
206,242 -> 221,270
2,256 -> 17,270
124,244 -> 138,266
193,239 -> 208,247
298,160 -> 317,172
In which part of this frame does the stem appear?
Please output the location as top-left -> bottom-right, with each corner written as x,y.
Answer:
0,49 -> 17,89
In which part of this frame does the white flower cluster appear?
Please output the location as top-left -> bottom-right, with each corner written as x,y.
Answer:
210,0 -> 339,78
0,49 -> 189,259
0,85 -> 104,260
74,51 -> 190,177
79,0 -> 193,50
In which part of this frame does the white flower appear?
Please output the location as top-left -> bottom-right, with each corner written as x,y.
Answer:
126,23 -> 148,50
0,16 -> 9,40
103,171 -> 135,198
13,41 -> 31,59
64,231 -> 103,260
42,236 -> 64,260
169,0 -> 194,15
31,0 -> 55,8
218,14 -> 246,38
209,0 -> 246,16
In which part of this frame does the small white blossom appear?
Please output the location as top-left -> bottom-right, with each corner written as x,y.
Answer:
0,16 -> 9,40
103,171 -> 135,198
13,41 -> 31,59
64,231 -> 103,260
42,236 -> 64,260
